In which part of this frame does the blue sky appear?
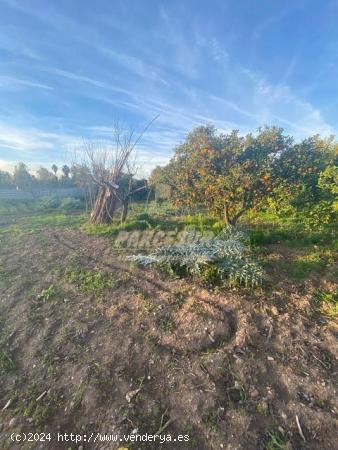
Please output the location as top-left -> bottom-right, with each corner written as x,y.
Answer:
0,0 -> 337,175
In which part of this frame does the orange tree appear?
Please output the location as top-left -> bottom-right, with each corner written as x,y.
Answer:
156,125 -> 293,225
276,135 -> 338,206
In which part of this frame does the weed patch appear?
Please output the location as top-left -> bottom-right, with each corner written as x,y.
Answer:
65,267 -> 114,300
15,383 -> 60,427
0,350 -> 15,372
266,430 -> 289,450
312,288 -> 338,318
38,284 -> 56,302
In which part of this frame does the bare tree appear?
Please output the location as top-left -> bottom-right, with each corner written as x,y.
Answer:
80,118 -> 157,225
119,158 -> 148,224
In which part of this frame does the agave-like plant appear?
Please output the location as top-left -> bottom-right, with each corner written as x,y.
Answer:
128,226 -> 263,287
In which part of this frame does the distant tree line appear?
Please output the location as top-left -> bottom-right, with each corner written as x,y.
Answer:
0,163 -> 73,189
0,161 -> 149,216
0,162 -> 148,194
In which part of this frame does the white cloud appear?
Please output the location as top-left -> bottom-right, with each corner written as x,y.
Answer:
100,48 -> 170,87
0,122 -> 81,155
0,75 -> 52,90
0,159 -> 16,172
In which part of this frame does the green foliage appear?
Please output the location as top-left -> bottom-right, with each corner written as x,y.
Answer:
0,196 -> 85,216
152,125 -> 337,229
38,196 -> 84,211
59,197 -> 83,210
16,382 -> 59,426
248,212 -> 337,248
38,284 -> 56,302
156,125 -> 294,224
36,167 -> 57,184
136,291 -> 156,313
283,255 -> 327,280
318,165 -> 338,195
199,265 -> 222,286
83,211 -> 175,236
38,196 -> 61,210
128,227 -> 263,287
121,219 -> 152,231
266,430 -> 289,450
312,288 -> 338,318
183,214 -> 218,235
0,350 -> 15,372
306,200 -> 338,227
13,162 -> 35,189
277,135 -> 337,202
65,267 -> 114,299
83,218 -> 152,236
0,169 -> 12,186
158,314 -> 175,332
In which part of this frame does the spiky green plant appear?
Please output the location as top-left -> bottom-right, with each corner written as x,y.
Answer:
128,227 -> 263,287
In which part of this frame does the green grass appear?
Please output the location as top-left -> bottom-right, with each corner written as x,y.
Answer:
284,255 -> 328,279
135,291 -> 156,313
65,267 -> 114,300
37,284 -> 56,302
266,430 -> 289,450
171,290 -> 186,309
0,213 -> 86,239
0,350 -> 15,372
203,410 -> 219,432
82,219 -> 153,236
82,211 -> 183,237
0,224 -> 24,249
157,314 -> 175,332
247,210 -> 337,249
15,382 -> 60,427
0,197 -> 85,216
20,213 -> 87,232
312,288 -> 338,318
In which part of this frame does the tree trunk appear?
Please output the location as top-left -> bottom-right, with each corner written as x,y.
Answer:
89,186 -> 117,224
224,199 -> 249,226
224,205 -> 235,226
120,197 -> 129,223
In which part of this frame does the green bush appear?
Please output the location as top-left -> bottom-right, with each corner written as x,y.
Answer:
136,212 -> 152,221
120,219 -> 152,231
38,196 -> 61,210
128,227 -> 263,287
312,288 -> 338,318
305,200 -> 338,227
59,197 -> 83,211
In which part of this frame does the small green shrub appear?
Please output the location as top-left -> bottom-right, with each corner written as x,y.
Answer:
16,382 -> 59,426
128,227 -> 263,287
183,214 -> 218,235
38,196 -> 61,210
59,197 -> 83,210
200,265 -> 223,286
135,213 -> 152,221
306,200 -> 338,227
266,430 -> 289,450
38,284 -> 56,302
65,268 -> 114,299
312,288 -> 338,318
120,219 -> 152,231
158,314 -> 175,332
285,254 -> 327,280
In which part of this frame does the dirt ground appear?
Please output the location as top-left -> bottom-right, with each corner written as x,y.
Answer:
0,226 -> 337,449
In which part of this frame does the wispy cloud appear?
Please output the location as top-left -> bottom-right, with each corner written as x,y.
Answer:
236,67 -> 334,136
100,48 -> 169,87
0,122 -> 81,156
0,75 -> 52,90
0,0 -> 336,172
